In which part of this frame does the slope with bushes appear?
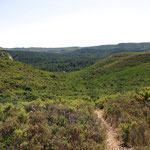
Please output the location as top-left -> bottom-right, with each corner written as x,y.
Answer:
67,52 -> 150,100
0,100 -> 106,150
103,88 -> 150,150
0,51 -> 76,103
1,51 -> 150,103
1,50 -> 150,149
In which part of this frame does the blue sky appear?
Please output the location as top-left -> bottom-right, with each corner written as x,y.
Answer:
0,0 -> 150,47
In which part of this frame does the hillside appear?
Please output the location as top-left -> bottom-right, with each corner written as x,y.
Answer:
103,88 -> 150,150
1,51 -> 150,103
0,51 -> 106,150
67,52 -> 150,99
0,51 -> 76,103
5,42 -> 150,72
1,51 -> 150,149
0,100 -> 106,150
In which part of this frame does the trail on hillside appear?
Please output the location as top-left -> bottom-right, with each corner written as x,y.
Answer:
95,110 -> 133,150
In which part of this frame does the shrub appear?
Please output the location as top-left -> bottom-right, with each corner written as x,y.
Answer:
104,90 -> 150,149
0,100 -> 106,150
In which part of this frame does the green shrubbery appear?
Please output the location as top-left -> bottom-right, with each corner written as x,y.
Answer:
2,51 -> 150,149
0,100 -> 106,150
1,51 -> 150,103
103,88 -> 150,149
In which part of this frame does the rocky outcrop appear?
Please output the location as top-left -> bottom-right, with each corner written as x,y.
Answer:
7,53 -> 13,61
0,51 -> 13,61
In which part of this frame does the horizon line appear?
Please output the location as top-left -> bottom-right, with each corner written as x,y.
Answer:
2,41 -> 150,49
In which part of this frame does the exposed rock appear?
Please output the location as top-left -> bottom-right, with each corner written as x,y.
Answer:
7,53 -> 13,61
0,51 -> 13,61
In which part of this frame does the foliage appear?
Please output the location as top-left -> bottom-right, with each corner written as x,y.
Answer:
0,100 -> 106,150
68,52 -> 150,97
0,51 -> 76,102
2,50 -> 150,149
1,51 -> 150,103
103,89 -> 150,149
6,50 -> 98,72
5,42 -> 150,72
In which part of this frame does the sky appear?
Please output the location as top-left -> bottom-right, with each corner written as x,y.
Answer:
0,0 -> 150,48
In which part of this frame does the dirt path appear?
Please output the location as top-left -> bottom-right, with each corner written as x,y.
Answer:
95,110 -> 133,150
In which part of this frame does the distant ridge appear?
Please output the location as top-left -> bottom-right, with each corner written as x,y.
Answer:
5,47 -> 81,53
1,42 -> 150,52
3,42 -> 150,72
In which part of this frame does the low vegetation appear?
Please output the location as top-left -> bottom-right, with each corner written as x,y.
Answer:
2,51 -> 150,104
0,100 -> 106,150
0,51 -> 76,103
1,49 -> 150,149
68,52 -> 150,99
103,88 -> 150,150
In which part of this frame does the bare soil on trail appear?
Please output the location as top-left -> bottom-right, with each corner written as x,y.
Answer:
95,110 -> 134,150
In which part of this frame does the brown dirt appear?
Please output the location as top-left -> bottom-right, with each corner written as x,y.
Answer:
95,110 -> 134,150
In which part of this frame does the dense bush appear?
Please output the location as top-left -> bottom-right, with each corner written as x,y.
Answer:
0,100 -> 106,150
103,88 -> 150,150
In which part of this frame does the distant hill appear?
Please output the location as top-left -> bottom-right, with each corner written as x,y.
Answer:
6,47 -> 80,53
5,42 -> 150,52
74,42 -> 150,56
4,42 -> 150,72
